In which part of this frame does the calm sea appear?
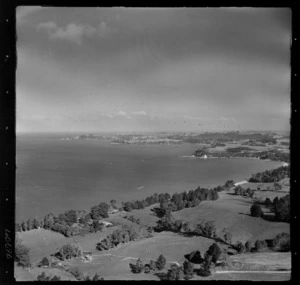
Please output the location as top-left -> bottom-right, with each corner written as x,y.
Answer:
16,133 -> 282,222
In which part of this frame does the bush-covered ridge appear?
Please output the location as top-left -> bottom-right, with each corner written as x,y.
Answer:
249,165 -> 290,183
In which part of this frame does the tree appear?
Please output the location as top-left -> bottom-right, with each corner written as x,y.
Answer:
26,219 -> 33,231
254,240 -> 267,252
58,243 -> 83,260
32,218 -> 40,229
199,255 -> 212,277
44,213 -> 55,230
21,221 -> 27,232
204,243 -> 222,264
92,273 -> 104,281
37,272 -> 61,281
90,220 -> 104,233
90,202 -> 110,220
223,230 -> 232,245
63,209 -> 78,226
203,221 -> 217,238
39,257 -> 50,267
245,240 -> 253,252
167,264 -> 184,280
186,250 -> 203,264
69,267 -> 83,280
110,199 -> 117,209
271,232 -> 290,252
15,237 -> 31,267
129,258 -> 144,273
265,198 -> 272,208
235,241 -> 245,253
149,260 -> 157,271
250,203 -> 263,218
156,254 -> 166,270
183,260 -> 194,280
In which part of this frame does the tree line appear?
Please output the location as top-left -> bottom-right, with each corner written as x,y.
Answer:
249,165 -> 290,183
250,194 -> 290,222
16,180 -> 233,237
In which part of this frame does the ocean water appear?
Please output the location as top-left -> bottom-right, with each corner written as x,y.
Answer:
16,133 -> 282,222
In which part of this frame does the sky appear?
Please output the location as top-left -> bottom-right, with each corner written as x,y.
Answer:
16,7 -> 291,133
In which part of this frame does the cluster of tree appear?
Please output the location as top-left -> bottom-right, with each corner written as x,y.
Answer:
90,202 -> 110,219
234,186 -> 254,198
37,272 -> 61,281
234,234 -> 290,254
124,215 -> 140,224
257,150 -> 289,163
154,187 -> 219,219
250,203 -> 264,218
272,195 -> 290,222
129,255 -> 196,280
55,243 -> 83,261
129,254 -> 167,274
249,166 -> 290,183
186,243 -> 224,277
68,267 -> 104,281
15,237 -> 31,267
16,204 -> 109,237
96,225 -> 139,251
122,193 -> 171,212
194,220 -> 217,239
155,211 -> 218,241
263,195 -> 290,222
271,232 -> 290,252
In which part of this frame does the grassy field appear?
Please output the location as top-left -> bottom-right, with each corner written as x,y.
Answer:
17,226 -> 119,264
16,187 -> 290,281
173,191 -> 289,243
14,265 -> 77,281
224,252 -> 291,271
63,231 -> 218,280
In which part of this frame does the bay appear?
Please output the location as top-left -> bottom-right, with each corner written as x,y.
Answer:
16,133 -> 282,222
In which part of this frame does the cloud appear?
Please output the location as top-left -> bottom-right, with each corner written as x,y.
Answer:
116,110 -> 127,116
131,110 -> 147,116
17,6 -> 45,22
37,21 -> 113,45
219,116 -> 237,122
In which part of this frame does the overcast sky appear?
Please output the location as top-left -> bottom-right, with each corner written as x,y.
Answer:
16,7 -> 291,133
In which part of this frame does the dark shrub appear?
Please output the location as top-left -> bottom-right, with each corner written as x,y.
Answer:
250,203 -> 263,218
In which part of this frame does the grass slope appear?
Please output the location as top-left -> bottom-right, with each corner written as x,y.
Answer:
173,191 -> 289,243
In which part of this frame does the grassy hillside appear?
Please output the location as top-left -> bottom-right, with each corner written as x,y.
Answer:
64,231 -> 218,280
173,191 -> 289,243
16,187 -> 290,281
